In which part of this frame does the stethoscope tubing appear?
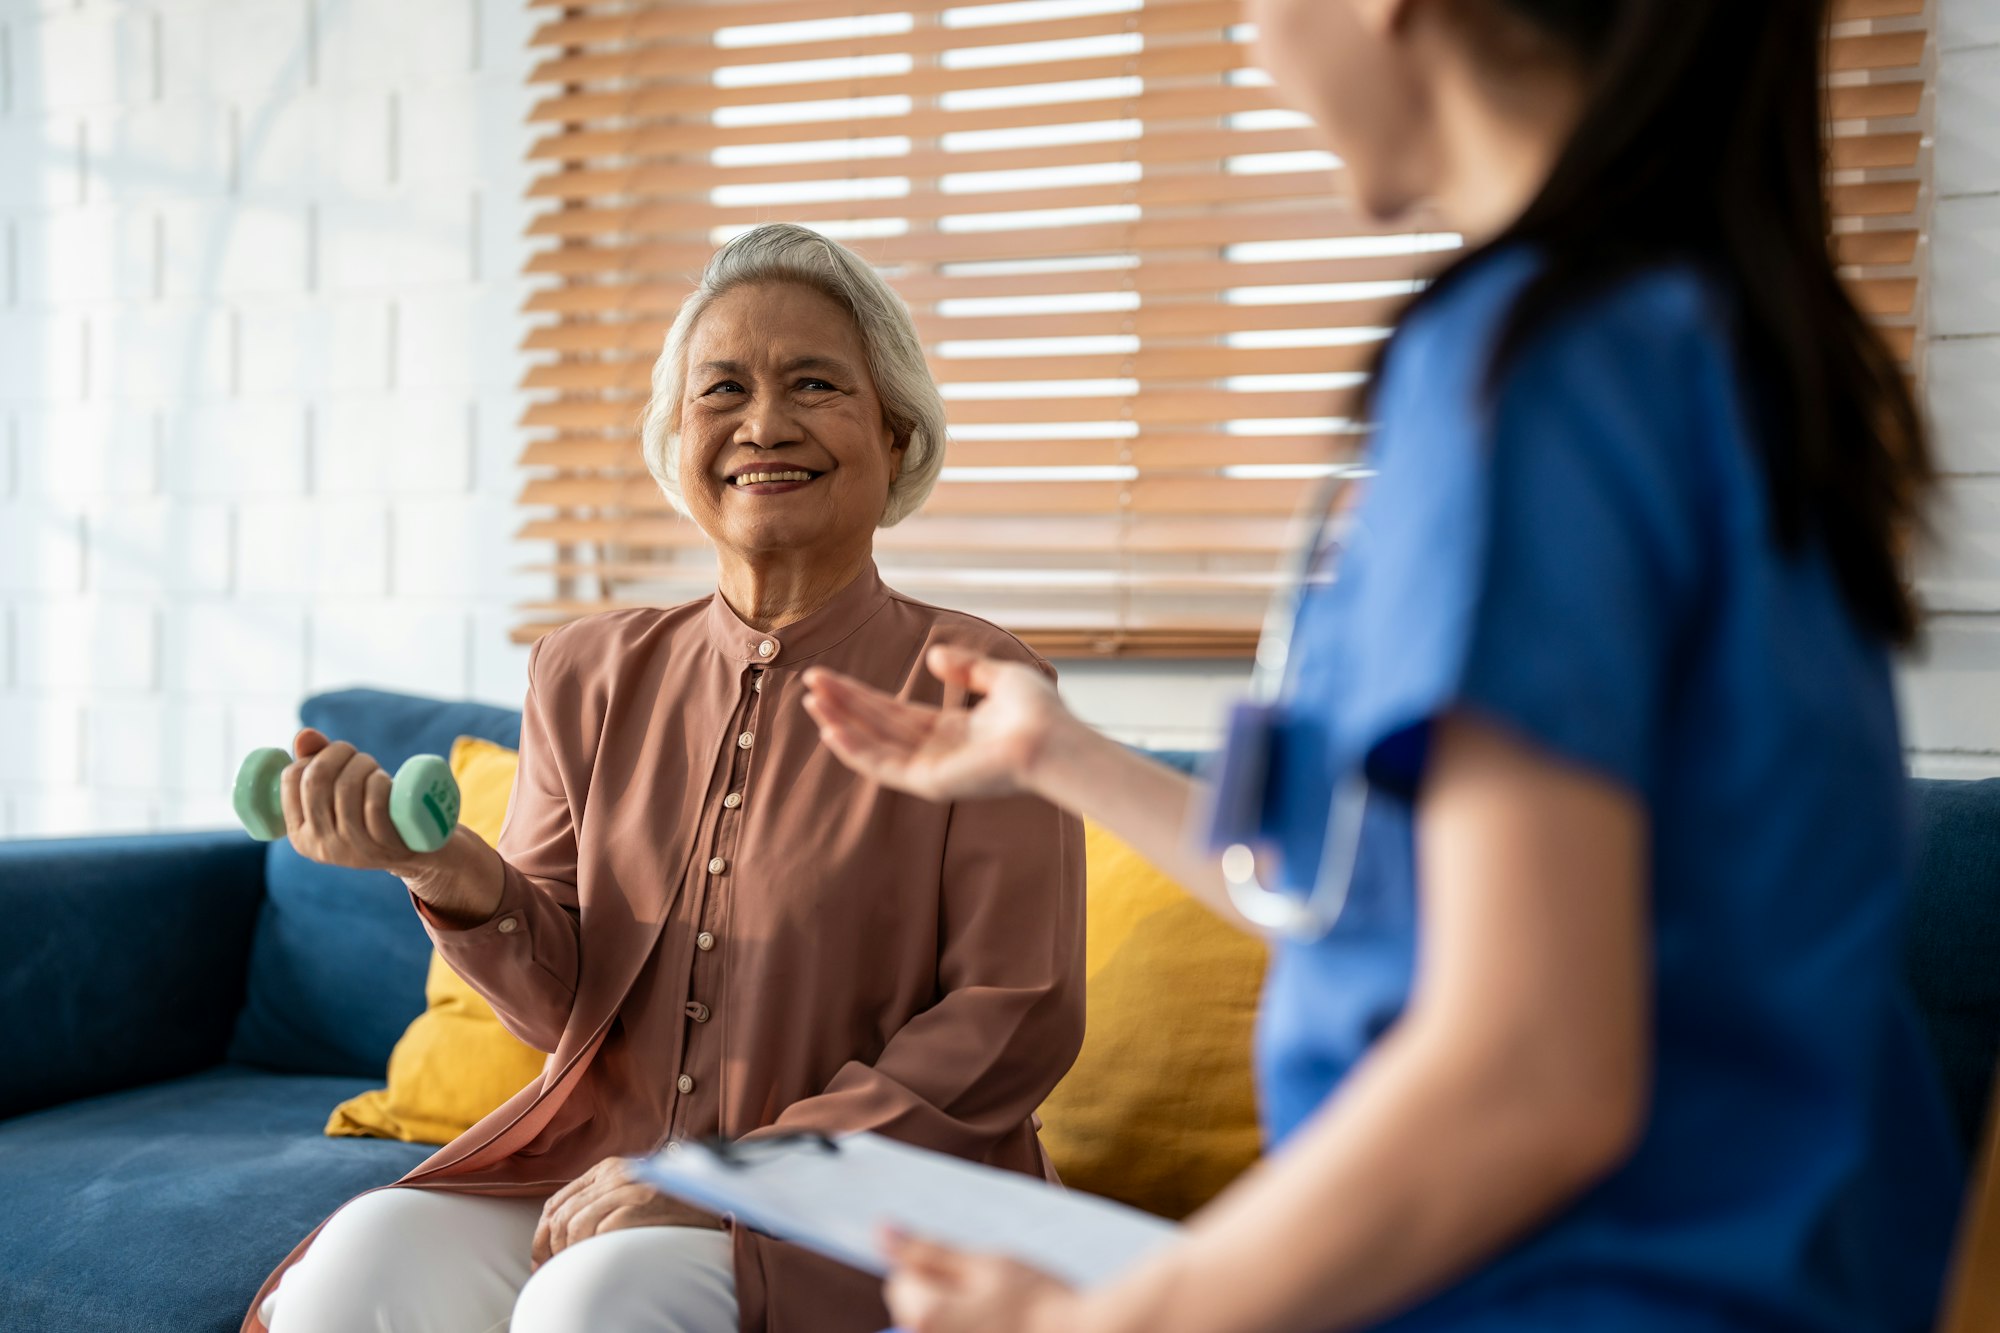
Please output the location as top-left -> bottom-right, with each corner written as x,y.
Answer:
1217,466 -> 1375,943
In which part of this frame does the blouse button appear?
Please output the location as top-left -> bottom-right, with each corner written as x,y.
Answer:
737,731 -> 754,749
753,674 -> 763,693
685,1001 -> 711,1023
708,856 -> 727,875
496,918 -> 518,935
677,1074 -> 695,1094
723,792 -> 742,809
757,639 -> 775,659
696,931 -> 716,951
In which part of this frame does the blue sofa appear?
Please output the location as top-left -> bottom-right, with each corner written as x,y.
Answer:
1,688 -> 1996,1332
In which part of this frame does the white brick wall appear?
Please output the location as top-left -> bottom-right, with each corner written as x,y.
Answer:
0,0 -> 541,836
0,0 -> 1994,837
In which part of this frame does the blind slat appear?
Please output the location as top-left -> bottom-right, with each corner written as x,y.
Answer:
528,42 -> 1249,124
531,85 -> 1283,159
1830,179 -> 1923,218
522,252 -> 1439,317
527,201 -> 1408,277
1831,0 -> 1925,16
1829,80 -> 1925,121
526,127 -> 1318,198
1835,227 -> 1920,267
524,218 -> 1900,283
525,165 -> 1341,237
523,294 -> 1408,354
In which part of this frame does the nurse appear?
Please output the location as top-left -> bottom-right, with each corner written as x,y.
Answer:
800,0 -> 1965,1329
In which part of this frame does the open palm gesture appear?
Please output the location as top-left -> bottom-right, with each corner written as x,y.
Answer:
802,645 -> 1071,802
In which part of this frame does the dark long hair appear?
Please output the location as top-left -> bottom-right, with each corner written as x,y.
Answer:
1388,0 -> 1932,644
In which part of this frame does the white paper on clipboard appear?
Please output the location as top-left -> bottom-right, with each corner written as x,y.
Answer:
627,1132 -> 1180,1289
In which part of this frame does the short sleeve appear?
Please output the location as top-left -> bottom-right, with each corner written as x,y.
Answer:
1322,268 -> 1714,803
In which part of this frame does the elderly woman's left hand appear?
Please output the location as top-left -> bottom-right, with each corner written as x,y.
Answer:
883,1231 -> 1085,1333
532,1156 -> 722,1267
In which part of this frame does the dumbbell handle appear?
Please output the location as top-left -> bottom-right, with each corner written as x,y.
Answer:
232,748 -> 461,854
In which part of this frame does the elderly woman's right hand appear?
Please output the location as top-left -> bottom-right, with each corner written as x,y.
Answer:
283,727 -> 507,929
280,728 -> 430,875
283,728 -> 506,924
802,645 -> 1073,803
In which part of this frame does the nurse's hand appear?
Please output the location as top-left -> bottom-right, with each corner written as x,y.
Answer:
882,1230 -> 1082,1333
803,645 -> 1072,802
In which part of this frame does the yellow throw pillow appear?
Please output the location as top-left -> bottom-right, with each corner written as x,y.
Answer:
1037,820 -> 1269,1220
325,737 -> 548,1144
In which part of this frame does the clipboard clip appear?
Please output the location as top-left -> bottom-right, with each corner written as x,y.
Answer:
700,1132 -> 839,1167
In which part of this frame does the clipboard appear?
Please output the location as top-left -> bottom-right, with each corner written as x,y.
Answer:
627,1131 -> 1180,1289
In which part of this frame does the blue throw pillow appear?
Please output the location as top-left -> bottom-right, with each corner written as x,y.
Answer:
226,689 -> 525,1077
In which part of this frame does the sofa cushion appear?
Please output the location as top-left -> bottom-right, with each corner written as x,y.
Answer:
1038,818 -> 1267,1219
227,690 -> 524,1077
0,830 -> 264,1120
0,1064 -> 432,1333
296,688 -> 524,767
1908,777 -> 2000,1150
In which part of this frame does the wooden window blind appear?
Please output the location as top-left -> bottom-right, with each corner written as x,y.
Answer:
516,0 -> 1933,657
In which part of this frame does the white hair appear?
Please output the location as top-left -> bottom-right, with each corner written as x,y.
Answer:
640,223 -> 947,528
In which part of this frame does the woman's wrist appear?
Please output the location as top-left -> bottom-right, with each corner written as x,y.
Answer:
399,826 -> 505,927
1021,706 -> 1112,810
1032,700 -> 1144,816
1069,1246 -> 1211,1333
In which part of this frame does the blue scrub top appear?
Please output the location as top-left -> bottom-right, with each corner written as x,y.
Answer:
1252,249 -> 1963,1332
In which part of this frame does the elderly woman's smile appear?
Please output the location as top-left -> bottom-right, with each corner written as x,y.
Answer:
726,467 -> 820,492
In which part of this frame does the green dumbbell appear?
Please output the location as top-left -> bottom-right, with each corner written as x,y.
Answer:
232,748 -> 462,854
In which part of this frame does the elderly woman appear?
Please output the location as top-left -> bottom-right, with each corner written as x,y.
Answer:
242,223 -> 1085,1333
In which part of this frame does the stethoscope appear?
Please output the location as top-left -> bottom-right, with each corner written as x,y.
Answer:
1205,466 -> 1375,943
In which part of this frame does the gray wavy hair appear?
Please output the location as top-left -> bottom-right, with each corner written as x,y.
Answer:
640,223 -> 948,527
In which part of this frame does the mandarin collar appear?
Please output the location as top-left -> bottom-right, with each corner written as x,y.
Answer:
703,561 -> 891,667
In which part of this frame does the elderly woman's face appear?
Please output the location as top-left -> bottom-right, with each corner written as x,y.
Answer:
678,282 -> 905,562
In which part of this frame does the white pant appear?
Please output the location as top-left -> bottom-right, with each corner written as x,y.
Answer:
264,1188 -> 738,1333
